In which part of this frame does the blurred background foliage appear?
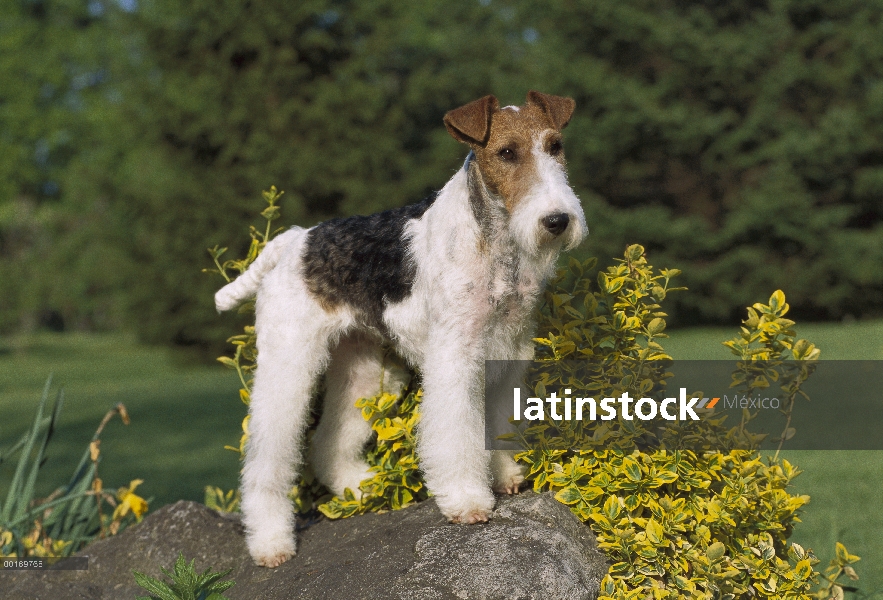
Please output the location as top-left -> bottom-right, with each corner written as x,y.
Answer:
2,0 -> 883,356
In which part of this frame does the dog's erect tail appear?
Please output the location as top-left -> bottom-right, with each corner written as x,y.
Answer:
214,227 -> 304,312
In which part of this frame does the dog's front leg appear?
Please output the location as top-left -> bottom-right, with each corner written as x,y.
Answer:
485,351 -> 532,494
418,330 -> 495,524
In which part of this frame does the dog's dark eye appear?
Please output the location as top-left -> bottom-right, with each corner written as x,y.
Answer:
498,148 -> 516,162
549,140 -> 563,156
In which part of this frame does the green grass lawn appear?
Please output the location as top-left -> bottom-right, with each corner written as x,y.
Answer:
666,319 -> 883,597
1,322 -> 881,595
0,332 -> 243,511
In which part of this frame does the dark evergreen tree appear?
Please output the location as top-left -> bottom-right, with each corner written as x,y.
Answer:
0,0 -> 118,331
515,0 -> 883,322
4,0 -> 883,349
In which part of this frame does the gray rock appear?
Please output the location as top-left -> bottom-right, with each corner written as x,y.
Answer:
0,492 -> 607,600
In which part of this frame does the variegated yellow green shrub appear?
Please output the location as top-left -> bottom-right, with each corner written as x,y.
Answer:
518,249 -> 859,599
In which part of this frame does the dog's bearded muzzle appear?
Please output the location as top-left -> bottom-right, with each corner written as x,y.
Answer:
539,207 -> 587,251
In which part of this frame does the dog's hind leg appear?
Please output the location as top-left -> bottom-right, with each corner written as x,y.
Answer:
309,336 -> 410,497
240,275 -> 339,568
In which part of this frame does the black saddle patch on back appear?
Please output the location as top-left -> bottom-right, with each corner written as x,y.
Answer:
302,193 -> 437,329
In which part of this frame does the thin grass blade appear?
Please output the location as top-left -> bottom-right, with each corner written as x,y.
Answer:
17,388 -> 64,522
1,375 -> 52,523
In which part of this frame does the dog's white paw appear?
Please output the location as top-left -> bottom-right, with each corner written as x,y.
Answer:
436,489 -> 495,525
330,464 -> 373,499
253,549 -> 294,569
310,453 -> 373,499
246,527 -> 296,568
449,507 -> 493,524
491,451 -> 527,495
249,540 -> 295,569
492,474 -> 525,495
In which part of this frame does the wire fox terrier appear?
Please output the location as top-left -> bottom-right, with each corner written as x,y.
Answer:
215,90 -> 587,567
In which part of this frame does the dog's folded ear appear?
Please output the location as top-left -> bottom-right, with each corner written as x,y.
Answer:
526,91 -> 576,131
444,95 -> 499,146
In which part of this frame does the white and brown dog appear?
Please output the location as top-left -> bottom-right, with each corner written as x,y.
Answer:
215,91 -> 587,567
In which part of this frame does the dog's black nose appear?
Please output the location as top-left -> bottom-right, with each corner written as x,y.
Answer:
541,213 -> 570,236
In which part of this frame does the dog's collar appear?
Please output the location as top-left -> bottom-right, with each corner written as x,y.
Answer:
463,150 -> 476,171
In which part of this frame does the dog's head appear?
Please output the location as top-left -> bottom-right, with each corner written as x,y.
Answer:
443,91 -> 587,253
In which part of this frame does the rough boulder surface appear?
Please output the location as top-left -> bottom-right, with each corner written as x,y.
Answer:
0,492 -> 607,599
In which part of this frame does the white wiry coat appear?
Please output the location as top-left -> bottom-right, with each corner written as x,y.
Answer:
215,95 -> 586,568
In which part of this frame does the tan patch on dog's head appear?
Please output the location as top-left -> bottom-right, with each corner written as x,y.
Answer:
444,91 -> 575,212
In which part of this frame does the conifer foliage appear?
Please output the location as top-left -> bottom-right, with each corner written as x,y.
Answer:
3,0 -> 883,345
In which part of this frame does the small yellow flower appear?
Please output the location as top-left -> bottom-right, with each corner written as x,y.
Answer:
48,539 -> 71,556
30,538 -> 71,558
89,440 -> 101,461
114,479 -> 149,522
1,528 -> 15,558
